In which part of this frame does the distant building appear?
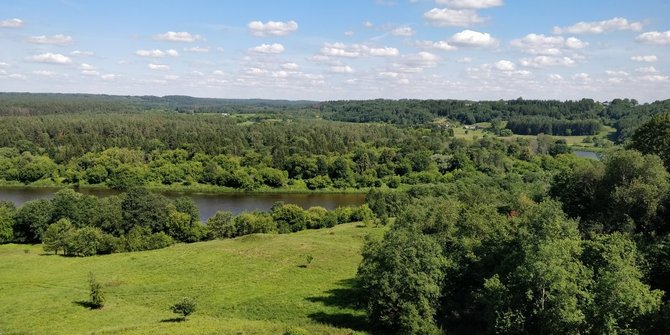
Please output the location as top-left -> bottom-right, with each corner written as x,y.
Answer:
221,113 -> 230,117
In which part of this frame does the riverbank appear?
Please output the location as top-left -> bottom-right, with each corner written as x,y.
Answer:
0,180 -> 371,195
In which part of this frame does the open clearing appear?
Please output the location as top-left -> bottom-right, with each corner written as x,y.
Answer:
0,223 -> 384,335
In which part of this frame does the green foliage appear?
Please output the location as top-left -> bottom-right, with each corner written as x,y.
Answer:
43,218 -> 74,255
630,112 -> 670,170
13,199 -> 53,242
170,297 -> 197,321
0,202 -> 16,243
88,272 -> 105,309
272,204 -> 308,233
206,211 -> 236,239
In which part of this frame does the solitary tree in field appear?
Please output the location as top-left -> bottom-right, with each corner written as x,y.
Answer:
88,272 -> 105,309
170,297 -> 197,321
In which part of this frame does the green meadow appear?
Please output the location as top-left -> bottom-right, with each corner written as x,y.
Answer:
0,223 -> 384,335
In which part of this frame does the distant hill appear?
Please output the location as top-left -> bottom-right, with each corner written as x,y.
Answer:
0,92 -> 319,115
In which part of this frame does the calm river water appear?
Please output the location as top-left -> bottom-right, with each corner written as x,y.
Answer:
0,188 -> 366,222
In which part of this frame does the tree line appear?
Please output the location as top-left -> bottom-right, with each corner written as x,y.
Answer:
0,187 -> 373,256
506,116 -> 602,136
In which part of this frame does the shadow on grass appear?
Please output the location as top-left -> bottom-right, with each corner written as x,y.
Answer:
306,278 -> 380,334
160,317 -> 185,323
73,300 -> 101,310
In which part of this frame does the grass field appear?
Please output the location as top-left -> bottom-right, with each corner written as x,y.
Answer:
0,223 -> 385,335
446,120 -> 616,147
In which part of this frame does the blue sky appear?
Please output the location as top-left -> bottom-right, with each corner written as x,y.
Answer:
0,0 -> 668,101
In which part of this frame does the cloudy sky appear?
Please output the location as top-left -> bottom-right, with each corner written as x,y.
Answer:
0,0 -> 669,101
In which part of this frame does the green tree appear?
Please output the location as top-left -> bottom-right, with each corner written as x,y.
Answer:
43,218 -> 74,255
13,199 -> 54,242
170,297 -> 197,321
272,204 -> 308,233
630,113 -> 670,170
357,228 -> 446,334
0,202 -> 16,243
206,211 -> 235,239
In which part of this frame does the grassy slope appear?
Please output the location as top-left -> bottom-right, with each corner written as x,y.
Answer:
0,223 -> 384,335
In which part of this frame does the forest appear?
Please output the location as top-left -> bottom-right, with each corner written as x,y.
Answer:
2,93 -> 670,334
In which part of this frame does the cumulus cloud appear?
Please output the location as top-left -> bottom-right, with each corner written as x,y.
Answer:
416,40 -> 458,51
0,18 -> 23,28
520,56 -> 577,68
435,0 -> 503,9
250,43 -> 285,54
572,73 -> 590,81
494,60 -> 516,71
32,70 -> 56,77
319,43 -> 399,57
636,66 -> 657,74
154,31 -> 202,42
281,63 -> 300,70
424,8 -> 486,27
330,65 -> 354,73
28,34 -> 73,45
553,17 -> 643,35
391,26 -> 415,37
30,53 -> 72,64
636,31 -> 670,45
390,52 -> 440,73
71,50 -> 95,57
510,34 -> 587,55
449,29 -> 498,47
136,49 -> 179,57
248,20 -> 298,37
184,46 -> 209,53
363,21 -> 374,28
640,75 -> 669,82
631,55 -> 657,62
148,63 -> 170,70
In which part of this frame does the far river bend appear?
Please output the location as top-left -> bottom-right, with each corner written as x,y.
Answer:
0,188 -> 366,222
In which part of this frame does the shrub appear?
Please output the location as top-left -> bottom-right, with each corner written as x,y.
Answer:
206,211 -> 235,239
272,204 -> 308,233
170,297 -> 197,321
88,272 -> 105,309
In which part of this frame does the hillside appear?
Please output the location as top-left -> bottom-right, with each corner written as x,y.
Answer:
0,223 -> 384,335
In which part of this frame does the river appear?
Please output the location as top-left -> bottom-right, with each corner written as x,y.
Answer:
0,188 -> 366,222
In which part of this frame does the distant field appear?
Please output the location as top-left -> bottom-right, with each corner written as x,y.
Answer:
446,120 -> 616,146
0,223 -> 385,335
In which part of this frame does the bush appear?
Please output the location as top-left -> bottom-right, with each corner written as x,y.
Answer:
272,204 -> 308,233
170,297 -> 197,321
305,175 -> 332,190
307,206 -> 328,229
234,212 -> 276,236
88,272 -> 105,309
283,327 -> 310,335
206,211 -> 235,239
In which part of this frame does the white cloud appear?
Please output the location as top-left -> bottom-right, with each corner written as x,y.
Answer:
136,49 -> 179,57
378,71 -> 399,78
494,60 -> 516,71
250,43 -> 285,54
8,74 -> 26,80
363,21 -> 374,28
416,40 -> 458,51
100,74 -> 118,80
435,0 -> 503,9
28,34 -> 73,45
631,55 -> 657,62
553,17 -> 643,34
635,66 -> 657,74
272,70 -> 290,78
79,63 -> 94,70
391,52 -> 440,73
148,63 -> 170,70
30,53 -> 72,64
154,31 -> 202,42
510,34 -> 587,55
184,46 -> 209,53
520,56 -> 576,68
605,70 -> 629,77
319,43 -> 399,57
344,31 -> 355,36
572,73 -> 590,81
424,8 -> 486,27
449,29 -> 498,47
391,26 -> 415,37
0,18 -> 23,28
636,31 -> 670,45
330,65 -> 354,73
248,20 -> 298,37
71,50 -> 95,57
457,57 -> 472,63
640,75 -> 669,82
81,70 -> 100,76
548,74 -> 563,81
32,70 -> 56,77
212,70 -> 225,76
281,63 -> 300,70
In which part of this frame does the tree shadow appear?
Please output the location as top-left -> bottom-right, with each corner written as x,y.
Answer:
73,300 -> 101,309
160,317 -> 185,323
306,278 -> 380,334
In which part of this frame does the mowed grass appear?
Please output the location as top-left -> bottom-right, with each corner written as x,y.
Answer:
0,223 -> 385,335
